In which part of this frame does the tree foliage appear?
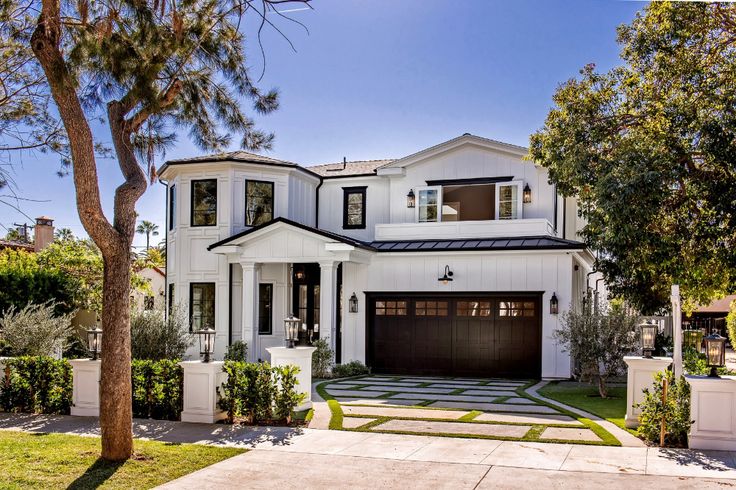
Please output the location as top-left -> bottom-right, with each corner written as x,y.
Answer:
529,3 -> 736,313
0,302 -> 76,357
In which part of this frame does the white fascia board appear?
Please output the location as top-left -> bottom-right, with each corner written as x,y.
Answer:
325,242 -> 355,252
209,245 -> 240,255
376,167 -> 405,177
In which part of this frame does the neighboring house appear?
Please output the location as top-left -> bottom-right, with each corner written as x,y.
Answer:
159,134 -> 599,379
132,266 -> 166,311
683,294 -> 736,339
0,216 -> 55,252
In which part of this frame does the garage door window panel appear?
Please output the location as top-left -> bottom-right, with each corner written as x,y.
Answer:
415,301 -> 448,316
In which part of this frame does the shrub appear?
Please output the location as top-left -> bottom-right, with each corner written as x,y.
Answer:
654,331 -> 673,357
0,302 -> 76,357
636,370 -> 692,447
682,346 -> 735,376
727,300 -> 736,349
0,357 -> 72,414
311,338 -> 333,378
218,361 -> 303,425
130,305 -> 194,360
131,359 -> 183,421
331,361 -> 370,378
554,302 -> 639,398
224,341 -> 248,362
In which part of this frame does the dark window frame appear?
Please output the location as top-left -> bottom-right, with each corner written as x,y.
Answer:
258,283 -> 273,335
245,180 -> 275,226
168,184 -> 176,231
342,186 -> 367,229
190,179 -> 218,227
189,282 -> 216,332
168,283 -> 175,316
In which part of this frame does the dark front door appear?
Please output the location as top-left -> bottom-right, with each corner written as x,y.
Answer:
367,294 -> 542,378
292,264 -> 320,345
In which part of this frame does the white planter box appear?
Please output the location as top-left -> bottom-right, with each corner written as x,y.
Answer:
624,356 -> 672,428
180,361 -> 228,424
69,359 -> 101,417
687,375 -> 736,450
267,346 -> 316,411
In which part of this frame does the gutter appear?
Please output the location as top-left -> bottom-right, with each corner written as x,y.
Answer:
159,179 -> 169,318
315,177 -> 323,228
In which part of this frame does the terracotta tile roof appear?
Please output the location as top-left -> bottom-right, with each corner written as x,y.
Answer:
0,240 -> 34,251
308,159 -> 394,177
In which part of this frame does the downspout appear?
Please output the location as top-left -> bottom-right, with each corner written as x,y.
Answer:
562,196 -> 567,240
315,176 -> 324,228
228,263 -> 233,346
553,185 -> 558,235
159,179 -> 169,318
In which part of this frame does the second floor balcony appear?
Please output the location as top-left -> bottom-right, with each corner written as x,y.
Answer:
374,218 -> 557,241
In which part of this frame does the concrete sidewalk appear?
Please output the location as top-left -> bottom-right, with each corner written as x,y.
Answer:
2,412 -> 736,487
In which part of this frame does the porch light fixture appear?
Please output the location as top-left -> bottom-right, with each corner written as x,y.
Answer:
639,322 -> 657,359
283,315 -> 301,348
86,326 -> 102,361
704,331 -> 726,378
195,327 -> 216,363
549,293 -> 559,315
523,184 -> 532,204
438,265 -> 454,285
406,190 -> 415,208
349,293 -> 359,313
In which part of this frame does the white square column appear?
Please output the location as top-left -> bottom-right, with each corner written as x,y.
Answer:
69,359 -> 101,417
319,261 -> 339,354
180,361 -> 228,423
687,375 -> 736,450
623,356 -> 672,428
240,262 -> 260,362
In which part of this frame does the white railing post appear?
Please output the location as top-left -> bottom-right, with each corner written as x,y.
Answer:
671,284 -> 683,378
69,359 -> 101,417
180,361 -> 228,423
687,375 -> 736,450
624,356 -> 672,428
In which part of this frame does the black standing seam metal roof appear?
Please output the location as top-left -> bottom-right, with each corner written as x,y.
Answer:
206,217 -> 587,253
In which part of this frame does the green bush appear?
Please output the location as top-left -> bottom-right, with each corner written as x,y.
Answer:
331,361 -> 370,378
311,338 -> 333,378
683,346 -> 735,376
0,357 -> 72,414
218,361 -> 303,425
224,341 -> 248,362
636,370 -> 692,447
130,306 -> 193,360
131,359 -> 183,421
727,300 -> 736,349
0,302 -> 76,357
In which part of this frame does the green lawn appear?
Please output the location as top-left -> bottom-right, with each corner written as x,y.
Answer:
0,430 -> 244,489
538,382 -> 629,430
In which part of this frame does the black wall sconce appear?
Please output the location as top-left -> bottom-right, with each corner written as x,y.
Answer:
523,184 -> 532,204
438,265 -> 454,285
550,292 -> 559,315
407,190 -> 415,208
349,293 -> 359,313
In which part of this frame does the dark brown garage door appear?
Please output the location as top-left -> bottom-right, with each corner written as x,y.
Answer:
367,294 -> 541,378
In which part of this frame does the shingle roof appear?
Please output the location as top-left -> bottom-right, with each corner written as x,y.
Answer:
166,150 -> 297,166
308,159 -> 394,177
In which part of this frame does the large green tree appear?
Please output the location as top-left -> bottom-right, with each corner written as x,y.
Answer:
530,2 -> 736,313
26,0 -> 308,460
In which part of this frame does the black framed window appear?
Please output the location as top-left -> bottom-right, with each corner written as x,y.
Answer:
191,179 -> 217,226
245,180 -> 274,226
189,283 -> 215,332
342,186 -> 366,229
168,283 -> 175,315
258,283 -> 273,335
168,185 -> 176,231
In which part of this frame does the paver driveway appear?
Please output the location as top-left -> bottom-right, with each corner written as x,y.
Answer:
318,375 -> 618,445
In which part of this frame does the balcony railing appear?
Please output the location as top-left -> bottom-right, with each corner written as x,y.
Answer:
374,219 -> 556,241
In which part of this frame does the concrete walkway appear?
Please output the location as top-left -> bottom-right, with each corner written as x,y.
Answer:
2,413 -> 736,487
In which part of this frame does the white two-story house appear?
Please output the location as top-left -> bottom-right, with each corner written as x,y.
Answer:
159,134 -> 597,379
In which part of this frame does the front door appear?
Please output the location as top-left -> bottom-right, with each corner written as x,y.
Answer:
292,264 -> 320,345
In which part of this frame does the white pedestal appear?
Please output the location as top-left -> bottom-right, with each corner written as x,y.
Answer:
687,375 -> 736,450
180,361 -> 228,424
267,346 -> 316,411
624,356 -> 672,428
70,359 -> 101,417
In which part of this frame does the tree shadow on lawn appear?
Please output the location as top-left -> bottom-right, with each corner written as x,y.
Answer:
66,457 -> 125,490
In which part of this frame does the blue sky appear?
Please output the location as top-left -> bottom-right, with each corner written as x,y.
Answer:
0,0 -> 643,249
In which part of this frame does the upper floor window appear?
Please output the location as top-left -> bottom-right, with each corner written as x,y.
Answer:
245,180 -> 274,226
168,185 -> 176,231
497,183 -> 521,220
191,179 -> 217,226
415,181 -> 523,223
343,186 -> 366,229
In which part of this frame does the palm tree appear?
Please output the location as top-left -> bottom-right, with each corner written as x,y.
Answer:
54,228 -> 74,241
135,220 -> 159,250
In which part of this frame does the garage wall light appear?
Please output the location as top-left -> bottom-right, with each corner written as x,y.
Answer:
549,293 -> 559,315
438,265 -> 454,285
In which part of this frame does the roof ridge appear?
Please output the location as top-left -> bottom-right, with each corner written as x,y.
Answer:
309,158 -> 394,167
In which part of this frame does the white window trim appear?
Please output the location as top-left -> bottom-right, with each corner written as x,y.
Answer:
494,180 -> 524,220
414,185 -> 442,223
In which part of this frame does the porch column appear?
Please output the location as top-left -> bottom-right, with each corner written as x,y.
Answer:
240,261 -> 260,362
319,261 -> 339,354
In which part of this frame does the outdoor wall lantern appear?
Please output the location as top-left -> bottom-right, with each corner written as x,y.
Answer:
349,293 -> 359,313
438,265 -> 454,285
86,326 -> 102,361
406,189 -> 416,208
639,322 -> 657,359
283,315 -> 301,349
549,293 -> 559,315
704,331 -> 726,378
523,184 -> 532,204
196,327 -> 216,363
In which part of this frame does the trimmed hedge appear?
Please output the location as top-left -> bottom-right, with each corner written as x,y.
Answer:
0,357 -> 72,414
218,361 -> 305,424
131,359 -> 183,421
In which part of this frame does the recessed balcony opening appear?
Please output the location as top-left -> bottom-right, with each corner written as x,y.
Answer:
441,184 -> 494,222
416,180 -> 523,223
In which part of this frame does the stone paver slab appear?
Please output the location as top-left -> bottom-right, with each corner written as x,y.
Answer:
400,378 -> 483,385
499,397 -> 538,405
406,437 -> 503,464
475,412 -> 582,426
337,432 -> 433,460
482,441 -> 572,470
391,393 -> 507,403
342,405 -> 469,420
338,398 -> 427,407
325,389 -> 388,398
332,380 -> 422,387
428,401 -> 559,414
353,386 -> 457,394
341,417 -> 376,429
539,427 -> 601,442
373,419 -> 531,438
457,390 -> 518,397
561,446 -> 648,474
